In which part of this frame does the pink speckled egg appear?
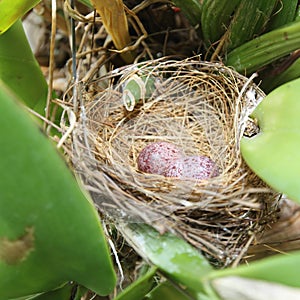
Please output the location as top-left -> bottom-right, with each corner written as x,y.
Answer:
181,156 -> 219,180
164,158 -> 184,177
165,155 -> 219,180
137,141 -> 183,175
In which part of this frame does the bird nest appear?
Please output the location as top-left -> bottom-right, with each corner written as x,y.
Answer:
72,57 -> 278,266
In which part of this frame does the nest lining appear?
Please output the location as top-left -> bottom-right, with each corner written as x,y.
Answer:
73,57 -> 278,266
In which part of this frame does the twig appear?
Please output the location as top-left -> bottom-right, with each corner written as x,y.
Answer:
45,0 -> 57,132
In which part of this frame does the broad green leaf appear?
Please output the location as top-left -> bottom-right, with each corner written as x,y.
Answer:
144,281 -> 192,300
207,251 -> 300,296
144,281 -> 217,300
114,266 -> 157,300
27,284 -> 87,300
122,224 -> 213,294
22,283 -> 75,300
0,81 -> 116,299
0,20 -> 47,115
0,0 -> 41,34
211,276 -> 300,300
241,77 -> 300,202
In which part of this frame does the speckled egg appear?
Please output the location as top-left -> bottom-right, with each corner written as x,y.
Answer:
165,155 -> 219,180
164,158 -> 184,177
137,141 -> 183,175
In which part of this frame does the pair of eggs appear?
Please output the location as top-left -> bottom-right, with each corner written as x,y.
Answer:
137,141 -> 219,180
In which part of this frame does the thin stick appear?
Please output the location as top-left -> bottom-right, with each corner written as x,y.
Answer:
25,107 -> 62,133
102,221 -> 124,289
45,0 -> 57,131
56,105 -> 76,149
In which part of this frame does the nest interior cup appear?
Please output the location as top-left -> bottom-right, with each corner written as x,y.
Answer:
74,57 -> 278,266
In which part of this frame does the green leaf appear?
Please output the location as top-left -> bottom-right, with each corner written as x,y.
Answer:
122,224 -> 213,294
241,77 -> 300,203
0,0 -> 41,34
114,266 -> 157,300
24,283 -> 75,300
144,281 -> 192,300
211,276 -> 300,300
266,0 -> 298,31
208,251 -> 300,298
0,20 -> 48,115
0,81 -> 116,299
201,0 -> 241,45
226,20 -> 300,74
225,0 -> 277,51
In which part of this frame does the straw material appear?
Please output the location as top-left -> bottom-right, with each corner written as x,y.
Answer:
72,57 -> 279,266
